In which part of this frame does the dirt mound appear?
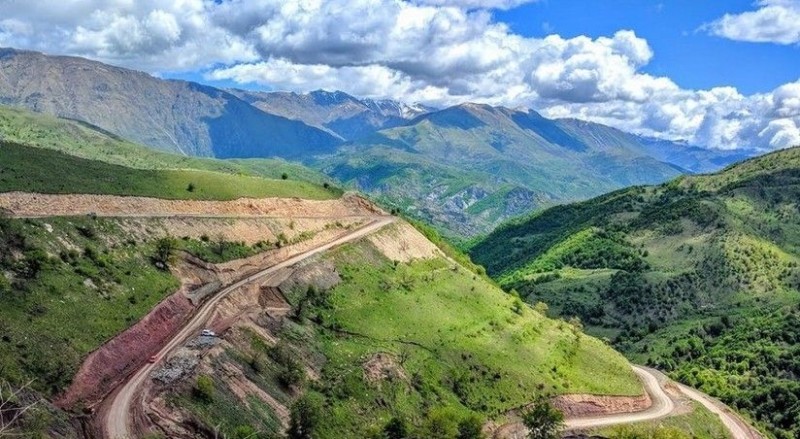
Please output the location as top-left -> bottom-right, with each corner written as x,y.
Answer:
367,222 -> 442,262
363,353 -> 407,384
56,291 -> 195,409
551,393 -> 651,417
0,192 -> 383,218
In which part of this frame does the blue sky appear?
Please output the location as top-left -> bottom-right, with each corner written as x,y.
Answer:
0,0 -> 798,150
496,0 -> 799,94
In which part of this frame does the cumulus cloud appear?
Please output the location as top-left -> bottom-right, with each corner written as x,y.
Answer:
706,0 -> 800,45
0,0 -> 798,151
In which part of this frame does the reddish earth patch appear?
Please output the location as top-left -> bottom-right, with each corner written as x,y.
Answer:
551,393 -> 652,418
55,291 -> 195,409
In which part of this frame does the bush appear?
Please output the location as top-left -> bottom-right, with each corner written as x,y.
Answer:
457,414 -> 485,439
193,375 -> 214,402
420,408 -> 459,439
152,237 -> 177,269
383,417 -> 409,439
288,393 -> 323,439
521,398 -> 563,439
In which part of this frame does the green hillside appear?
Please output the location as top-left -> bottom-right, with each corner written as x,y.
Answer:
170,227 -> 642,439
0,140 -> 338,201
319,104 -> 684,238
0,105 -> 331,185
470,146 -> 800,438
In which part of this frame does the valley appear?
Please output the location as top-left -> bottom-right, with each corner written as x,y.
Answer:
472,147 -> 800,438
0,39 -> 784,439
0,130 -> 755,438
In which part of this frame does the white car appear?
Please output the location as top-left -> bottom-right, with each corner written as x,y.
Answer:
200,329 -> 216,337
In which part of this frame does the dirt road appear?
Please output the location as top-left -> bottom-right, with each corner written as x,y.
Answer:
654,369 -> 763,439
103,217 -> 395,439
563,365 -> 762,439
563,366 -> 674,430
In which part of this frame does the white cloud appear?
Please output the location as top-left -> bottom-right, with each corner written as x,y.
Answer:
706,0 -> 800,45
411,0 -> 538,10
0,0 -> 798,151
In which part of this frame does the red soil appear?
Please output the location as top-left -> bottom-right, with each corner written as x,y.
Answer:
55,291 -> 195,409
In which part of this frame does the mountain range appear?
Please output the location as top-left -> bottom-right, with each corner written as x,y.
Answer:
0,47 -> 759,236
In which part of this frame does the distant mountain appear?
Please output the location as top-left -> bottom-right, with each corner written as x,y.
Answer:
319,103 -> 688,236
229,89 -> 433,140
0,48 -> 340,158
0,48 -> 759,237
632,136 -> 760,174
469,146 -> 800,437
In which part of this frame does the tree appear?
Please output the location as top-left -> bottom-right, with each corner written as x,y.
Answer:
281,173 -> 289,180
186,182 -> 195,192
383,417 -> 409,439
457,414 -> 485,439
521,398 -> 564,439
0,380 -> 39,437
152,237 -> 177,269
421,408 -> 459,439
288,393 -> 323,439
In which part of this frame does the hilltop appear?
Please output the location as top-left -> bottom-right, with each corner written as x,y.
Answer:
471,146 -> 800,438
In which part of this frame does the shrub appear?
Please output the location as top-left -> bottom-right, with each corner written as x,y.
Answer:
383,417 -> 409,439
457,414 -> 485,439
193,375 -> 214,402
521,398 -> 563,439
152,237 -> 177,269
281,173 -> 288,180
420,408 -> 459,439
288,393 -> 323,439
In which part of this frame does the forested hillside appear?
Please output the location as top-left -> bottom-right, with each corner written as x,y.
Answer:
471,147 -> 800,438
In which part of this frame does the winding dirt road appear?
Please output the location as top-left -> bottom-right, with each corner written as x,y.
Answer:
564,366 -> 674,430
103,217 -> 395,439
560,366 -> 761,439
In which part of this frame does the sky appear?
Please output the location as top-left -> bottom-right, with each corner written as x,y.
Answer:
0,0 -> 798,151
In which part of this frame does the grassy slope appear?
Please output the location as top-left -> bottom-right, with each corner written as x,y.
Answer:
290,238 -> 639,438
470,146 -> 800,438
0,105 -> 331,184
0,216 -> 178,397
0,140 -> 337,200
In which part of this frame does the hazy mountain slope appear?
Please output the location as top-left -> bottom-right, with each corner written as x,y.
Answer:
0,48 -> 340,158
633,136 -> 760,174
230,89 -> 431,140
321,103 -> 685,236
470,146 -> 800,438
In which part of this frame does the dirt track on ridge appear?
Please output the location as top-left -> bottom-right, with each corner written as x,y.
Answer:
0,191 -> 383,218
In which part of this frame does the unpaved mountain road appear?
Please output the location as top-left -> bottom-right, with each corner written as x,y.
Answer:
564,366 -> 674,430
645,368 -> 763,439
103,217 -> 395,439
563,366 -> 762,439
